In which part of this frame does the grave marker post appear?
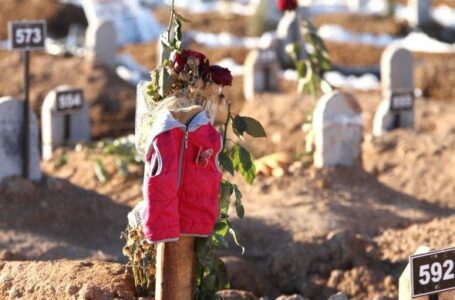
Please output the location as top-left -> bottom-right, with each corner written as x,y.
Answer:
85,20 -> 117,68
0,97 -> 41,181
8,20 -> 46,178
276,10 -> 307,69
313,91 -> 363,168
373,45 -> 415,136
408,0 -> 432,28
243,47 -> 280,101
41,86 -> 90,160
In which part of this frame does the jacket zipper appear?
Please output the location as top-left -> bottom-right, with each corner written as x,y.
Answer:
177,128 -> 189,191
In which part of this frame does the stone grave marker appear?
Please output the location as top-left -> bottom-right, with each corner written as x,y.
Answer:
0,97 -> 41,181
85,20 -> 117,68
243,47 -> 280,101
313,91 -> 363,168
373,45 -> 415,136
276,10 -> 307,69
399,246 -> 431,300
41,86 -> 91,160
347,0 -> 369,11
408,0 -> 432,28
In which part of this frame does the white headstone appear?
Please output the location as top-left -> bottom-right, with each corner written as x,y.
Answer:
373,46 -> 415,136
276,10 -> 306,69
313,92 -> 363,168
85,20 -> 118,68
398,245 -> 431,300
41,86 -> 91,160
243,48 -> 280,101
347,0 -> 369,11
408,0 -> 432,27
81,0 -> 163,45
254,0 -> 282,32
0,97 -> 41,181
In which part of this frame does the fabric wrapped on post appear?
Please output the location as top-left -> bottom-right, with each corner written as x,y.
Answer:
141,107 -> 223,243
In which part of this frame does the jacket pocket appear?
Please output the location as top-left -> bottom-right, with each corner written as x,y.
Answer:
147,140 -> 163,177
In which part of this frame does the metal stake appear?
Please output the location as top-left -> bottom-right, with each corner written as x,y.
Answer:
23,50 -> 30,179
430,294 -> 439,300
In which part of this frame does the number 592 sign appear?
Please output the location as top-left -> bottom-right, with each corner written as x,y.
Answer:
410,247 -> 455,297
8,20 -> 46,50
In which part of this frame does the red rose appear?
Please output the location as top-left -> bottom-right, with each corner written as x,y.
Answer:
209,65 -> 233,86
173,49 -> 210,75
277,0 -> 298,11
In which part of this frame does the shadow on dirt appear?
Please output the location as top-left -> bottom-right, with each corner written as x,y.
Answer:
223,166 -> 453,298
0,175 -> 130,261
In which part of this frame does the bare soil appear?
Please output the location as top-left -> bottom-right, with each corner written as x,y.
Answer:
0,260 -> 135,300
312,13 -> 409,36
0,2 -> 455,299
152,6 -> 254,37
1,88 -> 452,299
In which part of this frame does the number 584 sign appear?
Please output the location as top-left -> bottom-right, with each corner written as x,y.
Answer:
8,20 -> 46,50
410,247 -> 455,297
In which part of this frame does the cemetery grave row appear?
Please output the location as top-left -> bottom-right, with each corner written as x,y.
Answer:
0,86 -> 91,182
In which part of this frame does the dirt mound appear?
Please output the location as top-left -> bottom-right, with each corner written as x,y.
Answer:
30,89 -> 455,299
326,266 -> 397,300
223,91 -> 455,298
312,13 -> 409,36
363,100 -> 455,207
240,92 -> 314,157
0,0 -> 86,40
41,146 -> 144,207
0,176 -> 130,260
0,52 -> 136,139
376,216 -> 455,264
153,6 -> 253,37
0,260 -> 135,299
414,52 -> 455,101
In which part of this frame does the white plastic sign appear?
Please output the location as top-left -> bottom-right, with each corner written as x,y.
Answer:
410,247 -> 455,297
9,20 -> 46,50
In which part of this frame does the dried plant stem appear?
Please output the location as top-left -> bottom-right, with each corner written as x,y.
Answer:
222,101 -> 231,151
167,0 -> 176,42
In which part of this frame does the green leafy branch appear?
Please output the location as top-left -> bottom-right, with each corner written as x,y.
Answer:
286,20 -> 333,96
195,104 -> 266,300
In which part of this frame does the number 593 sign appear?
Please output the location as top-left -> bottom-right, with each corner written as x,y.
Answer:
410,247 -> 455,297
8,20 -> 46,50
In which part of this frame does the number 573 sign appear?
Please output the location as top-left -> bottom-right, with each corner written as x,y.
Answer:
410,247 -> 455,297
8,20 -> 46,50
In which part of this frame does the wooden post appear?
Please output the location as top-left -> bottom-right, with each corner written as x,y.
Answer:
155,237 -> 196,300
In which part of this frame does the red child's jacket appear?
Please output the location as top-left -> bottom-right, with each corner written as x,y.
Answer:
141,109 -> 223,243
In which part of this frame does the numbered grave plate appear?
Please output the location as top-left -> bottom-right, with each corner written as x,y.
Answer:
258,50 -> 276,64
56,90 -> 84,113
8,20 -> 46,50
410,247 -> 455,297
390,93 -> 414,111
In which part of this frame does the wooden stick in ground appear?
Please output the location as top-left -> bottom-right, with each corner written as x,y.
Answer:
155,237 -> 196,300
